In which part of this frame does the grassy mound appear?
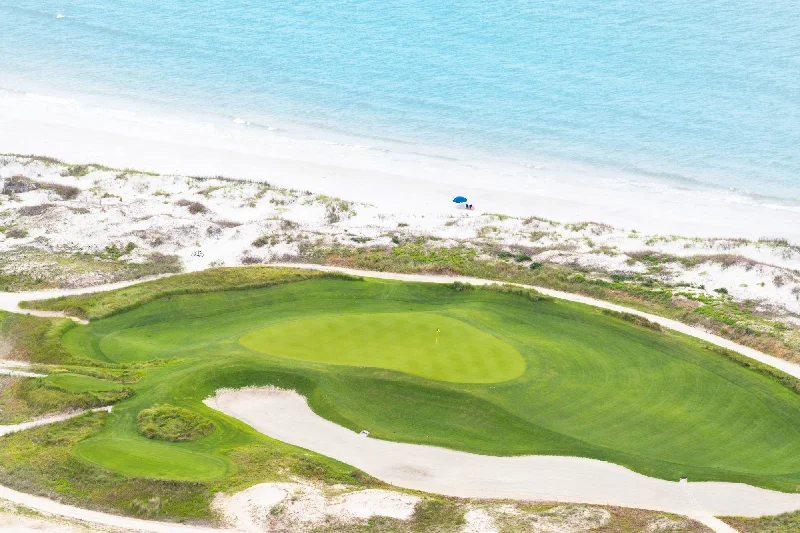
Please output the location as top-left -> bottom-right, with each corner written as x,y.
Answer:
10,269 -> 800,495
137,404 -> 215,442
240,312 -> 525,383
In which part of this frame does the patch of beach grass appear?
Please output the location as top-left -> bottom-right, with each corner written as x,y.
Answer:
137,404 -> 215,442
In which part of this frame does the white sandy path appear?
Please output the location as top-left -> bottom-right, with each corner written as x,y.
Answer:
0,487 -> 221,533
206,388 -> 794,529
0,369 -> 45,378
272,263 -> 800,380
0,274 -> 173,324
0,407 -> 112,437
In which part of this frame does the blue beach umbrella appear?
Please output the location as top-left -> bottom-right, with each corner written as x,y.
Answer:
453,196 -> 468,203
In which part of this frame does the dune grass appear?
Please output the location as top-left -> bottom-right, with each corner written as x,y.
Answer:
19,272 -> 798,495
137,404 -> 215,442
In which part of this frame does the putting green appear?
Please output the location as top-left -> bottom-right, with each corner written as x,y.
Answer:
240,312 -> 526,383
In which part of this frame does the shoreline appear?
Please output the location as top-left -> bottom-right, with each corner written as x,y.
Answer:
1,87 -> 798,241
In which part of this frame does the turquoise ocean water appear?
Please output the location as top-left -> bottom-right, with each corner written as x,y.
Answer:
2,1 -> 799,205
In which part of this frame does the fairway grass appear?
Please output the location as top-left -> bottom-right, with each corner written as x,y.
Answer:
240,312 -> 525,383
13,271 -> 800,495
71,436 -> 234,481
43,373 -> 126,393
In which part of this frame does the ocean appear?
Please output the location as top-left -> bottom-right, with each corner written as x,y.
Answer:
2,0 -> 799,208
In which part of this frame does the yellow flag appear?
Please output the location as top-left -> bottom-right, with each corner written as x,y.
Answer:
436,328 -> 440,344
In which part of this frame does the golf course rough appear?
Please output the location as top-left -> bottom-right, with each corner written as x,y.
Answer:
240,312 -> 526,383
33,273 -> 800,492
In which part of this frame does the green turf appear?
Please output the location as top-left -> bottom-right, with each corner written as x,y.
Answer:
71,436 -> 233,481
240,312 -> 525,383
44,373 -> 125,392
30,273 -> 800,491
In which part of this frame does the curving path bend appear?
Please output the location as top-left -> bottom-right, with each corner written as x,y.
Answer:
207,388 -> 798,530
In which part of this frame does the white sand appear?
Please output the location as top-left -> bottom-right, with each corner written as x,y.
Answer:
212,482 -> 419,532
1,88 -> 798,241
205,387 -> 800,521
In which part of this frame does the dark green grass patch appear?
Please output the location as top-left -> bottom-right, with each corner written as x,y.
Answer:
137,404 -> 215,442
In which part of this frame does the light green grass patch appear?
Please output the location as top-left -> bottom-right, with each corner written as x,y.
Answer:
240,312 -> 525,383
44,373 -> 125,392
71,436 -> 233,481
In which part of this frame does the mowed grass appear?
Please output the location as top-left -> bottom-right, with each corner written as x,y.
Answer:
44,373 -> 126,392
240,312 -> 525,383
38,274 -> 800,491
71,436 -> 233,481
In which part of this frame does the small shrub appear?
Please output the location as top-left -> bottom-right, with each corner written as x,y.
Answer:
280,219 -> 299,231
529,262 -> 543,270
18,204 -> 57,216
410,500 -> 465,532
175,199 -> 209,214
61,164 -> 90,177
5,227 -> 29,239
601,309 -> 663,332
325,203 -> 341,224
214,219 -> 242,228
514,253 -> 532,262
137,404 -> 214,442
2,175 -> 37,195
391,235 -> 402,245
241,255 -> 263,265
252,235 -> 278,248
714,287 -> 729,295
480,283 -> 549,302
397,222 -> 409,227
450,281 -> 475,292
39,181 -> 80,200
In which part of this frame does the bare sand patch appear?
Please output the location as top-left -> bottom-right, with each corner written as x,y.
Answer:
212,480 -> 419,532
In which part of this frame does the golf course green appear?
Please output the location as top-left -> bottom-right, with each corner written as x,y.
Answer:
240,312 -> 525,383
26,271 -> 800,491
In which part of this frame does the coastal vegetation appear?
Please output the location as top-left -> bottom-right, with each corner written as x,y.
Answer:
3,268 -> 800,518
295,240 -> 800,364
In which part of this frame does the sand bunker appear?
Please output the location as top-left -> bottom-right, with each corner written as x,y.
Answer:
205,387 -> 800,521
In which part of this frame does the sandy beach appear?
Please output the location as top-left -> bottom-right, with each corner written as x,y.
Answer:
1,89 -> 798,241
